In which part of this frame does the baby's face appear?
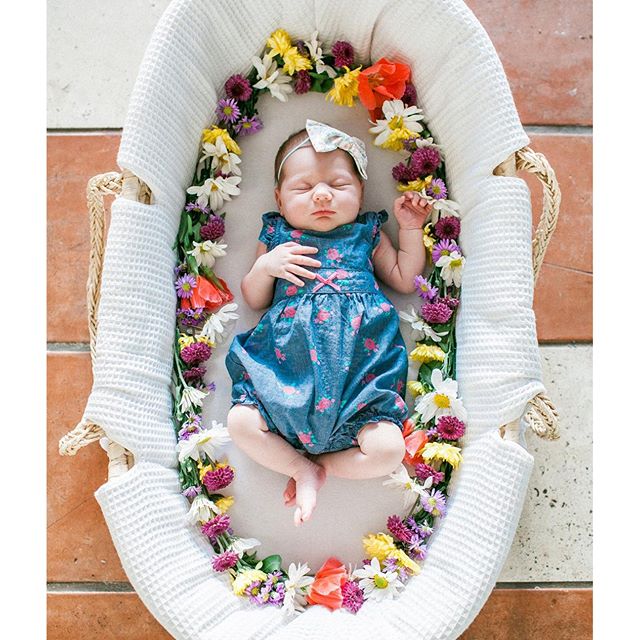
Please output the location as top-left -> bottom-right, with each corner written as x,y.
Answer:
274,146 -> 363,232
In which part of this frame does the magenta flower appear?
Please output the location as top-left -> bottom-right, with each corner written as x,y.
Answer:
332,40 -> 355,68
421,489 -> 447,516
294,69 -> 312,94
234,115 -> 264,136
176,307 -> 206,328
201,514 -> 231,540
216,97 -> 241,124
387,514 -> 413,543
441,295 -> 460,309
436,416 -> 466,440
202,465 -> 235,492
185,201 -> 211,215
391,162 -> 416,183
180,342 -> 212,365
224,74 -> 253,101
410,147 -> 441,176
402,82 -> 418,106
175,274 -> 197,299
427,178 -> 448,200
211,550 -> 239,572
341,580 -> 365,613
434,215 -> 460,240
421,301 -> 453,324
414,462 -> 445,485
432,238 -> 460,264
181,485 -> 201,498
183,366 -> 207,383
200,214 -> 226,241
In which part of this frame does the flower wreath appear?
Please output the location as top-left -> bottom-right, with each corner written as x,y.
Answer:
172,29 -> 467,615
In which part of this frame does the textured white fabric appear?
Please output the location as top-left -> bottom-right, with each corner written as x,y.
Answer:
81,0 -> 548,637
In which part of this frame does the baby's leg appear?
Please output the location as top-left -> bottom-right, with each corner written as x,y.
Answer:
313,421 -> 406,480
227,404 -> 326,526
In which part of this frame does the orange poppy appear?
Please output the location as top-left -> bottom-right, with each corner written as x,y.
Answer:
181,275 -> 234,312
403,424 -> 429,467
358,57 -> 411,119
306,556 -> 348,610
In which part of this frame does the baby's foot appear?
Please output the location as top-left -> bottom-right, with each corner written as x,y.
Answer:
293,460 -> 327,527
283,477 -> 296,506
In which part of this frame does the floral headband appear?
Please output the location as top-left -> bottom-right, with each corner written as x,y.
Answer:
276,119 -> 369,183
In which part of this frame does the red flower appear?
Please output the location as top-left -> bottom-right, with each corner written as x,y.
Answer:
306,557 -> 348,610
358,57 -> 411,120
403,421 -> 429,466
181,275 -> 233,312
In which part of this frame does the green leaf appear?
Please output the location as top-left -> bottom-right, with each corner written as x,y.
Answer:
260,554 -> 282,573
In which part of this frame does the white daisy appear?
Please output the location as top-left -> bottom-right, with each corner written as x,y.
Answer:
187,240 -> 227,269
282,562 -> 315,616
179,385 -> 208,414
420,196 -> 461,224
252,53 -> 293,102
369,99 -> 424,147
186,493 -> 220,525
197,137 -> 242,177
436,250 -> 465,288
229,536 -> 261,558
382,463 -> 433,510
176,421 -> 231,463
198,303 -> 239,343
304,31 -> 337,78
352,557 -> 404,602
398,305 -> 448,343
414,368 -> 467,423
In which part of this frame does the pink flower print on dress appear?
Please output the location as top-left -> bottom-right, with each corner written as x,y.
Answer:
239,392 -> 247,402
396,379 -> 405,393
297,430 -> 317,446
374,280 -> 380,290
364,337 -> 379,353
314,309 -> 330,324
372,224 -> 379,240
282,385 -> 298,395
242,371 -> 251,381
291,229 -> 304,240
350,314 -> 362,335
379,302 -> 391,313
394,395 -> 407,411
326,247 -> 342,262
357,402 -> 368,411
281,305 -> 296,319
315,397 -> 335,412
274,347 -> 286,363
362,372 -> 376,385
267,224 -> 275,235
310,348 -> 319,364
285,285 -> 299,297
334,268 -> 349,280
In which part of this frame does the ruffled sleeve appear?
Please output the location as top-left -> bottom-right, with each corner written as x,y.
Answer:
370,209 -> 389,250
258,211 -> 281,249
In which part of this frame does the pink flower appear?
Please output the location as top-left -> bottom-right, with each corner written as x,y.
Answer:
326,248 -> 341,261
267,224 -> 275,235
275,347 -> 286,362
396,380 -> 405,393
282,305 -> 296,318
395,395 -> 407,411
314,309 -> 330,323
282,385 -> 297,395
291,229 -> 304,239
357,402 -> 367,411
351,314 -> 362,334
379,302 -> 391,312
364,338 -> 379,352
242,371 -> 251,380
335,269 -> 349,279
316,397 -> 334,412
363,373 -> 376,384
286,285 -> 298,296
298,431 -> 312,444
310,349 -> 319,363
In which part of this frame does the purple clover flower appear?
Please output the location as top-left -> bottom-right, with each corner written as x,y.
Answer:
202,465 -> 235,492
201,514 -> 231,540
183,366 -> 207,383
294,70 -> 312,94
387,514 -> 413,543
341,579 -> 365,613
414,463 -> 445,485
436,415 -> 466,440
211,550 -> 239,572
421,301 -> 453,324
180,342 -> 212,365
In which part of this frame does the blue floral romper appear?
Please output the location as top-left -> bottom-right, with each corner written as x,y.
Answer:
225,210 -> 409,454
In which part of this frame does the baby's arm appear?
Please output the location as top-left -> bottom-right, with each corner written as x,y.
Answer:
241,241 -> 321,311
372,192 -> 432,294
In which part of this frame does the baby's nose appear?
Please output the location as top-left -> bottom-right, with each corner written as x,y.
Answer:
312,184 -> 332,201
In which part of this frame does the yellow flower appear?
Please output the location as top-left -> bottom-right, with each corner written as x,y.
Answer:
326,66 -> 362,107
216,496 -> 235,513
421,442 -> 463,469
232,568 -> 268,595
377,124 -> 419,151
196,335 -> 215,348
201,127 -> 242,155
423,223 -> 436,255
362,533 -> 397,562
178,333 -> 195,349
397,177 -> 433,193
265,28 -> 292,58
410,344 -> 446,364
281,46 -> 312,75
407,380 -> 426,397
388,548 -> 421,575
198,463 -> 213,481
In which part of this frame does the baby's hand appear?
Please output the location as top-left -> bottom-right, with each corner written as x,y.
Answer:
258,242 -> 322,287
393,191 -> 433,230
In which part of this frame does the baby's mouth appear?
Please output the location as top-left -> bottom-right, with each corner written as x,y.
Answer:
312,209 -> 336,216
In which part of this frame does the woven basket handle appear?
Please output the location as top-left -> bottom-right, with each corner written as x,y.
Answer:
59,146 -> 561,462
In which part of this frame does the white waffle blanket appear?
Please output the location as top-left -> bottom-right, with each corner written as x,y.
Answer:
83,0 -> 546,637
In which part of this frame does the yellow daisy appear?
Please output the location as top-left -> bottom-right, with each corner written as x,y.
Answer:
362,532 -> 397,562
397,176 -> 433,193
202,127 -> 242,155
196,335 -> 215,348
198,463 -> 213,481
326,66 -> 362,107
407,380 -> 426,397
378,125 -> 419,151
178,333 -> 195,349
423,223 -> 436,255
215,496 -> 235,513
410,344 -> 446,364
421,441 -> 463,469
232,568 -> 268,595
281,46 -> 312,75
265,28 -> 292,58
388,548 -> 421,575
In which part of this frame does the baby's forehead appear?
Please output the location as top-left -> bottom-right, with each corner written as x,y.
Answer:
284,148 -> 357,180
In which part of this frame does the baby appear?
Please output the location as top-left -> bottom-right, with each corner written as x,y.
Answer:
225,119 -> 432,526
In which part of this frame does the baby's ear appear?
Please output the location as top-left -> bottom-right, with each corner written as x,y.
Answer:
274,186 -> 282,209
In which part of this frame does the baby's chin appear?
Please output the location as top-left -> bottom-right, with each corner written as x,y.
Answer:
304,213 -> 358,231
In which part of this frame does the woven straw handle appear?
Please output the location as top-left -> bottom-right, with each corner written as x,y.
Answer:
59,146 -> 560,464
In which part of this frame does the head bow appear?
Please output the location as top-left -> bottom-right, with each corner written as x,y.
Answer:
276,119 -> 368,182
